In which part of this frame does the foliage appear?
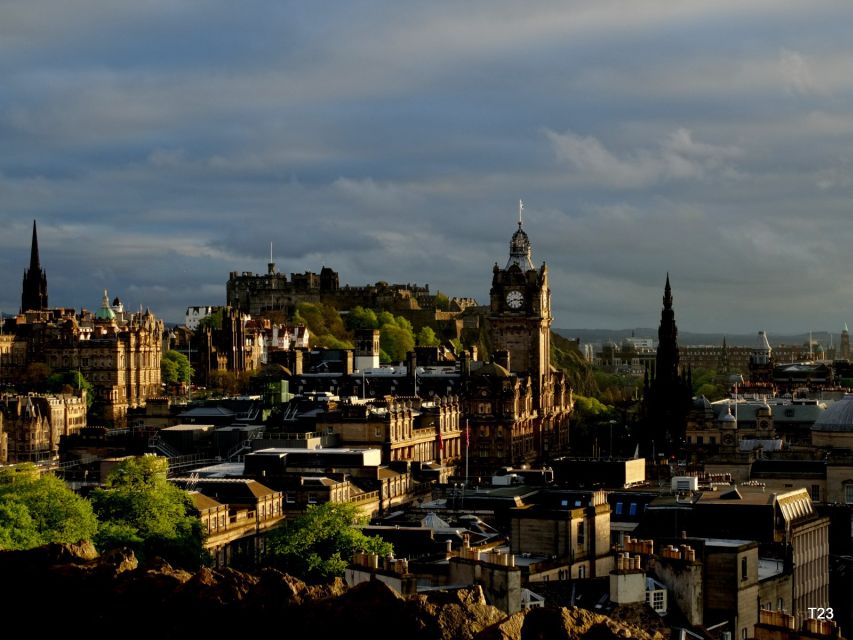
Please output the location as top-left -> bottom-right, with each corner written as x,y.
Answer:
294,302 -> 352,349
549,332 -> 598,395
267,502 -> 393,581
573,394 -> 616,422
0,464 -> 98,550
450,338 -> 463,354
416,326 -> 439,347
196,309 -> 223,331
206,370 -> 253,396
208,370 -> 239,396
434,291 -> 450,311
89,456 -> 205,568
380,322 -> 415,364
161,350 -> 193,386
345,306 -> 379,331
46,370 -> 94,408
692,368 -> 728,401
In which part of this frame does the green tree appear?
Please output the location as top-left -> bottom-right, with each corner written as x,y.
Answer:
196,309 -> 223,331
345,306 -> 379,331
416,326 -> 439,347
293,302 -> 351,349
267,502 -> 393,581
89,456 -> 205,568
46,370 -> 94,408
692,368 -> 727,401
380,323 -> 415,363
161,350 -> 192,385
0,464 -> 98,550
208,370 -> 238,396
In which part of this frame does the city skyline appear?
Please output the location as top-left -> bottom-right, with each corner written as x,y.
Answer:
4,2 -> 853,332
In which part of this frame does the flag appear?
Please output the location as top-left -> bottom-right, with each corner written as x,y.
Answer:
437,428 -> 444,451
465,421 -> 470,448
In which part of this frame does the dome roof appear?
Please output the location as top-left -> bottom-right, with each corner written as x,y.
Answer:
693,396 -> 712,410
95,289 -> 116,321
812,395 -> 853,432
472,362 -> 511,378
506,220 -> 535,270
718,404 -> 737,424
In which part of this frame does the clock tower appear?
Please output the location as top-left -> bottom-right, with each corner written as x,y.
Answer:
488,217 -> 552,412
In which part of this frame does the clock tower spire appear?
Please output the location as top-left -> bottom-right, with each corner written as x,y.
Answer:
489,209 -> 551,411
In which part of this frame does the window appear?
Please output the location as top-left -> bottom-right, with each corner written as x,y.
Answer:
710,436 -> 716,445
777,597 -> 784,611
742,629 -> 747,640
577,520 -> 585,546
810,484 -> 820,501
741,557 -> 748,581
652,591 -> 665,612
578,565 -> 586,578
614,502 -> 623,515
629,503 -> 637,516
697,436 -> 704,445
845,484 -> 853,505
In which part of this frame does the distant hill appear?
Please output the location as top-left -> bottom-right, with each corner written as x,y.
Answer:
555,328 -> 838,348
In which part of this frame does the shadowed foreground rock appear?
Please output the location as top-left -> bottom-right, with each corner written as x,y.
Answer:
0,544 -> 662,640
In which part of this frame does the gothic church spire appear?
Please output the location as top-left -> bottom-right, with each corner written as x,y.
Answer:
21,219 -> 48,313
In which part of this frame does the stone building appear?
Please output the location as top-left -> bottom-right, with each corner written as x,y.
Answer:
509,489 -> 613,580
2,293 -> 163,428
469,218 -> 572,472
0,392 -> 87,462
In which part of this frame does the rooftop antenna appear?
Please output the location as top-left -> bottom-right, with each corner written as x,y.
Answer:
270,241 -> 273,264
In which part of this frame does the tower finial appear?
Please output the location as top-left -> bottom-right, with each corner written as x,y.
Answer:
518,199 -> 524,228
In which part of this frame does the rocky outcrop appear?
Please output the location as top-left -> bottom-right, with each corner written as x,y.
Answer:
0,543 -> 662,640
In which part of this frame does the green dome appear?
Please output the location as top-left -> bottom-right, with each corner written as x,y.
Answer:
95,289 -> 116,321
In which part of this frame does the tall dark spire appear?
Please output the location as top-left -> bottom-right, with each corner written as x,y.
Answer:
21,219 -> 48,313
29,220 -> 41,272
642,273 -> 691,457
656,273 -> 679,383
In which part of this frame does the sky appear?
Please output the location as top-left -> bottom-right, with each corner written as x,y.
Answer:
3,1 -> 853,334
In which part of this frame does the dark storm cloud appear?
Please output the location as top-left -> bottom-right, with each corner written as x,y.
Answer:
3,1 -> 853,334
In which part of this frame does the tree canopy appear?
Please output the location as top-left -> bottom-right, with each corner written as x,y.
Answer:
89,456 -> 205,568
267,502 -> 392,581
416,326 -> 439,347
46,370 -> 94,408
161,350 -> 193,386
0,464 -> 98,550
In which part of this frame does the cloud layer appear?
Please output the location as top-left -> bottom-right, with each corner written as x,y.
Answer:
3,1 -> 853,334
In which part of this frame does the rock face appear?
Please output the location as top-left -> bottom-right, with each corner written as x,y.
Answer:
0,543 -> 661,640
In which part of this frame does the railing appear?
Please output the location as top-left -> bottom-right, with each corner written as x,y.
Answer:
349,490 -> 380,504
148,435 -> 181,458
226,430 -> 263,461
166,455 -> 222,476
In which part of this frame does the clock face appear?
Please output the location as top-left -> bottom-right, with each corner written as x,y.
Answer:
505,290 -> 524,309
